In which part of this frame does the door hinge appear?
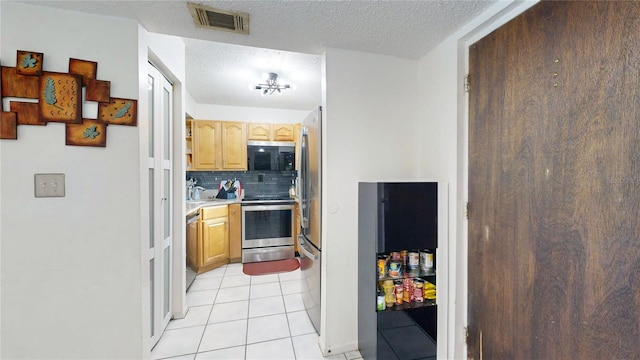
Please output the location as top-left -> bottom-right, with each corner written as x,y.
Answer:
465,202 -> 470,220
464,74 -> 470,93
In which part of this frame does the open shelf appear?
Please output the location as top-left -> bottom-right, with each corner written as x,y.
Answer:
378,266 -> 435,282
378,298 -> 436,312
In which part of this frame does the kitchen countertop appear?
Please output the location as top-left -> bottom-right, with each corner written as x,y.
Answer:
185,198 -> 240,217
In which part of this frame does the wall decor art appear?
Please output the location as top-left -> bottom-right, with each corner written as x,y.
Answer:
16,50 -> 43,76
1,49 -> 138,145
65,118 -> 107,147
1,66 -> 39,98
85,79 -> 110,102
10,101 -> 45,125
68,58 -> 97,87
98,98 -> 137,126
1,112 -> 18,139
38,72 -> 82,124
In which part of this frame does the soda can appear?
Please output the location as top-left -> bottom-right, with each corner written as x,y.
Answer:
420,249 -> 434,271
394,281 -> 404,305
402,278 -> 413,303
377,255 -> 388,279
413,279 -> 424,302
408,251 -> 420,269
400,250 -> 408,266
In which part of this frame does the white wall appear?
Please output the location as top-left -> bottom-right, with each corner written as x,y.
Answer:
195,103 -> 310,123
0,3 -> 143,358
185,91 -> 197,119
320,48 -> 421,355
417,36 -> 460,360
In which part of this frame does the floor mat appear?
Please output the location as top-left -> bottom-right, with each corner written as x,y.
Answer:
243,258 -> 300,276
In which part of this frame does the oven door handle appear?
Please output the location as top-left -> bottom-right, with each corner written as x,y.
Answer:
297,235 -> 319,260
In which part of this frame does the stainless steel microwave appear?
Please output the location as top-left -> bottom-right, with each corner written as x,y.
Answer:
247,141 -> 295,171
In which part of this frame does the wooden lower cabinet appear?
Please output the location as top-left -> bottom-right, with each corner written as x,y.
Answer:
202,216 -> 229,267
189,205 -> 230,274
228,203 -> 242,263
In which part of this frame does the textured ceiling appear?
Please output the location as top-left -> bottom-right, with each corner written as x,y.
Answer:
6,0 -> 498,110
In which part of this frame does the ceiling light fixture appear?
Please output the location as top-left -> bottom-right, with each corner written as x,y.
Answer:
251,72 -> 295,96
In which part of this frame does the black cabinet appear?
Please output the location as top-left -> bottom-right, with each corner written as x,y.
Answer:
358,182 -> 446,360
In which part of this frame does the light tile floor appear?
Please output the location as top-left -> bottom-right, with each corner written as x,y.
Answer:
152,263 -> 363,360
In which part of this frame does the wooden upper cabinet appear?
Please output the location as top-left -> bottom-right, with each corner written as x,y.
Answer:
192,120 -> 219,170
221,122 -> 247,170
191,120 -> 247,171
247,123 -> 295,142
273,124 -> 295,141
247,123 -> 271,141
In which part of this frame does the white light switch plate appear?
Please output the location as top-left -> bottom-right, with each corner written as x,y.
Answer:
34,173 -> 65,198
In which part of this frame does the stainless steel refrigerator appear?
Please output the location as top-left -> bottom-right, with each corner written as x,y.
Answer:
297,106 -> 322,334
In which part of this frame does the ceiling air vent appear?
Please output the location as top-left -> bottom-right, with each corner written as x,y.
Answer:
187,3 -> 249,35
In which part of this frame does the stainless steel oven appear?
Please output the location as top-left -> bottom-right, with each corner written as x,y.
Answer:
241,198 -> 295,263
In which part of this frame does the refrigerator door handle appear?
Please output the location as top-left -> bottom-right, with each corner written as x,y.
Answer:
297,235 -> 319,260
300,127 -> 310,230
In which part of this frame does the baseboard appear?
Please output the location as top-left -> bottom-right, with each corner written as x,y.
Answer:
173,306 -> 189,320
320,337 -> 359,357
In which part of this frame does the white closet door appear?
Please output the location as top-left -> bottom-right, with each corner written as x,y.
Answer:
148,62 -> 173,347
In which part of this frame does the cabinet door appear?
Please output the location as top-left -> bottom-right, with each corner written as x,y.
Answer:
247,123 -> 271,141
193,121 -> 219,169
201,217 -> 229,266
228,204 -> 242,262
221,122 -> 247,170
273,124 -> 295,141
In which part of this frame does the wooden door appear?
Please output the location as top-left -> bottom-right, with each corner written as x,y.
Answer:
193,121 -> 219,169
468,2 -> 640,359
221,122 -> 247,170
201,217 -> 229,266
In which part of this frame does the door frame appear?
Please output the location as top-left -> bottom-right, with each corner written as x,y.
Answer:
453,0 -> 539,358
147,61 -> 175,347
147,54 -> 188,320
139,49 -> 188,352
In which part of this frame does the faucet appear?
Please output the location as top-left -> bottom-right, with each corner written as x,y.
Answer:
186,177 -> 196,200
192,186 -> 205,200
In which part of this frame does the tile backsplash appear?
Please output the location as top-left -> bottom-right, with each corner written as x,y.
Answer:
187,170 -> 296,197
